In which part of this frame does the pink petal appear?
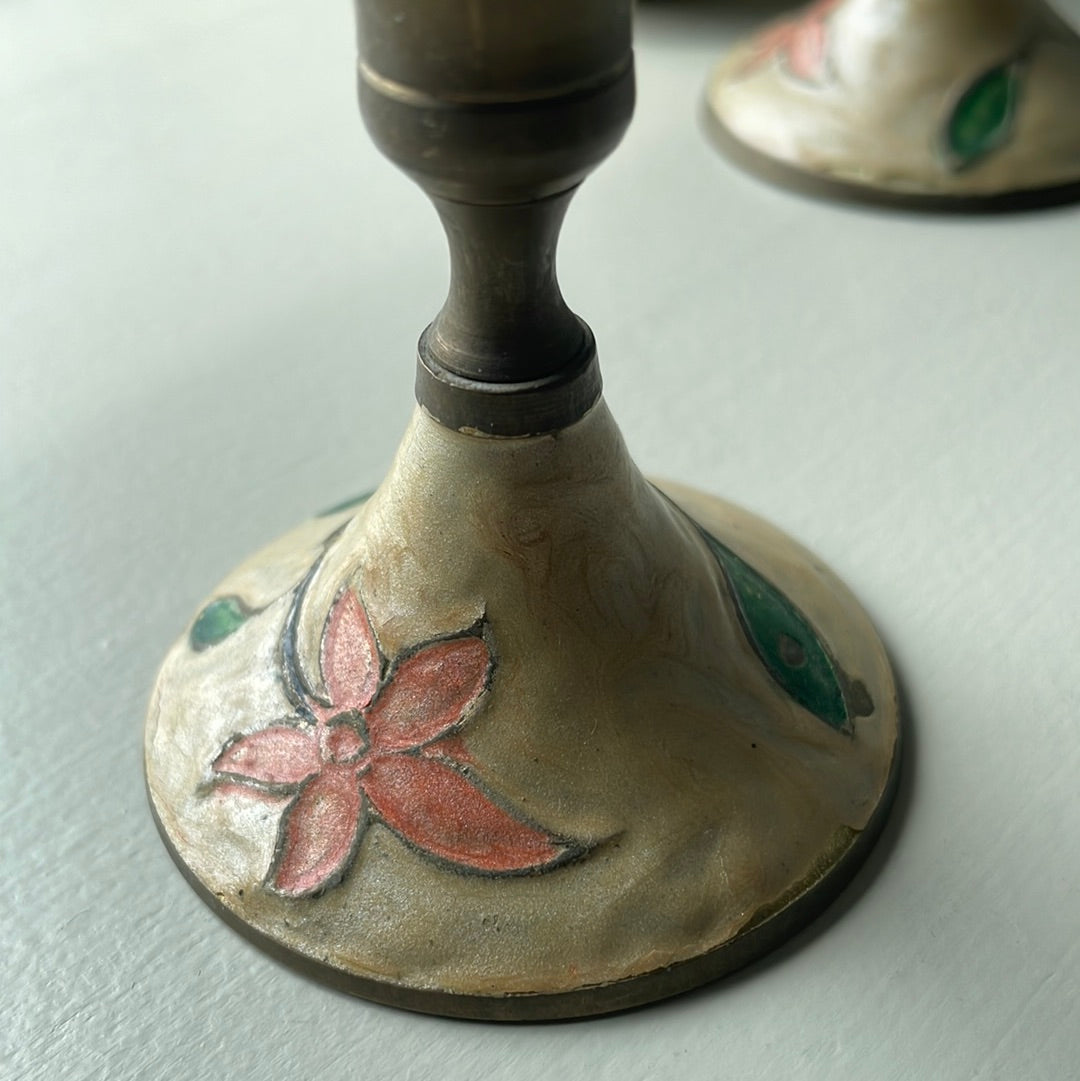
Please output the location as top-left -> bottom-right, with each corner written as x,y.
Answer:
319,590 -> 379,714
785,16 -> 828,83
213,726 -> 320,786
422,733 -> 474,766
366,635 -> 491,753
757,21 -> 796,58
269,765 -> 365,896
363,755 -> 567,873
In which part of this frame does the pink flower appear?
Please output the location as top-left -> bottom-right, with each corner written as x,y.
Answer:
741,0 -> 841,85
212,590 -> 574,897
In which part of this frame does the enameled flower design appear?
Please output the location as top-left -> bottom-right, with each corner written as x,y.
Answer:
211,590 -> 575,897
741,0 -> 840,85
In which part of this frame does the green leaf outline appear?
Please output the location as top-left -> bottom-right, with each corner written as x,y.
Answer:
190,595 -> 256,651
317,488 -> 376,518
697,525 -> 855,733
943,56 -> 1025,172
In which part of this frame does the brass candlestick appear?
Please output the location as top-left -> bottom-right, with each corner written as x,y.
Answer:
705,0 -> 1080,208
145,0 -> 900,1019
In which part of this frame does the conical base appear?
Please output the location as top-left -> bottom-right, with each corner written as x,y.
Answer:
145,403 -> 900,1019
704,0 -> 1080,209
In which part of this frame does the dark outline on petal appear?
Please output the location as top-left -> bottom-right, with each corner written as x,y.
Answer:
364,615 -> 495,754
279,523 -> 374,719
421,732 -> 474,767
281,552 -> 329,719
208,720 -> 320,796
318,587 -> 382,715
265,771 -> 370,899
324,712 -> 369,763
201,778 -> 293,805
212,566 -> 587,895
362,748 -> 587,879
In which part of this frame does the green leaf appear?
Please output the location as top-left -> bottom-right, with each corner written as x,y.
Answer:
700,528 -> 852,732
317,488 -> 375,518
190,596 -> 252,651
947,61 -> 1021,170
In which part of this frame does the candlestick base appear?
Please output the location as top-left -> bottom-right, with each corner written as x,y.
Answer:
145,402 -> 900,1019
704,0 -> 1080,209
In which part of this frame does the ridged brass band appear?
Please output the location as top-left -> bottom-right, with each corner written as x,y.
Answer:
354,0 -> 632,104
415,320 -> 601,437
358,54 -> 632,108
357,59 -> 634,204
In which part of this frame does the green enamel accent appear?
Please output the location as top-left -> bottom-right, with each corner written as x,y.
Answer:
190,596 -> 251,651
317,488 -> 375,518
947,61 -> 1020,170
700,529 -> 850,732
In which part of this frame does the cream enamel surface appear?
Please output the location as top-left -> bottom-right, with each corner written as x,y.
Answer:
146,403 -> 897,997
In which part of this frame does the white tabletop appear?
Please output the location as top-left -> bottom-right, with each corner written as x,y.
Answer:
4,2 -> 1079,1078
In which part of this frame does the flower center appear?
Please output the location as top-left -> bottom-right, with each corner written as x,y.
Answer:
323,718 -> 366,764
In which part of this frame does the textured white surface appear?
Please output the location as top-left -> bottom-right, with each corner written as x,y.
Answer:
3,1 -> 1079,1078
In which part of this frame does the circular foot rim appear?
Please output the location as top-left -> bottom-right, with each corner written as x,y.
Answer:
702,101 -> 1080,214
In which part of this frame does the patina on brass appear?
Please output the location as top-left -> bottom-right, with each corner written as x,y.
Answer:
357,0 -> 633,435
146,0 -> 901,1020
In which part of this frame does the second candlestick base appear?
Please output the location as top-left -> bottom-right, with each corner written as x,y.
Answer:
705,0 -> 1080,210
